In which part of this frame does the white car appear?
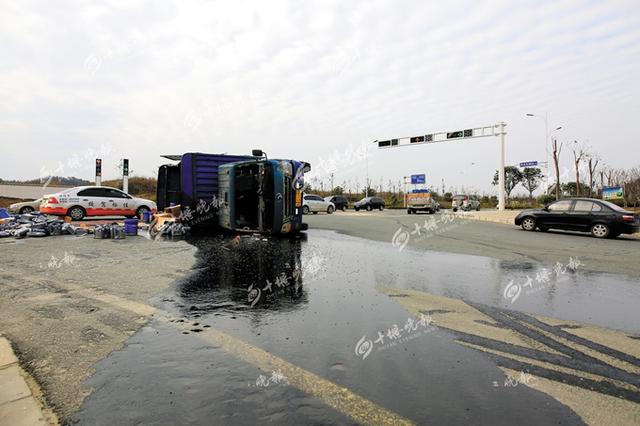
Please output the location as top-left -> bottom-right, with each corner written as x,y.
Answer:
8,198 -> 45,214
302,194 -> 335,214
40,186 -> 157,220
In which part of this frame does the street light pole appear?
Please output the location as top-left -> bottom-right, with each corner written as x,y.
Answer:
366,143 -> 370,198
526,113 -> 562,194
497,122 -> 506,211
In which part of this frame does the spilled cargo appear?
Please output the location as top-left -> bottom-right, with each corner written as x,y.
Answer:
156,150 -> 310,235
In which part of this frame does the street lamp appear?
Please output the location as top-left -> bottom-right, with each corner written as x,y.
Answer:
526,113 -> 562,193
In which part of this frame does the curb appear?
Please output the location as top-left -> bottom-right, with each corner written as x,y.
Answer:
0,336 -> 58,426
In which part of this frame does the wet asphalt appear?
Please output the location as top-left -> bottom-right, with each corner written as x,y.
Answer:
65,228 -> 640,425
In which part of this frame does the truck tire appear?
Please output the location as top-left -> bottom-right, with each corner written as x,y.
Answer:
407,209 -> 412,214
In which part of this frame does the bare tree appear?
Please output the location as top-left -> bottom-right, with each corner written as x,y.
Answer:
571,141 -> 586,196
552,138 -> 563,200
587,153 -> 600,197
605,169 -> 613,187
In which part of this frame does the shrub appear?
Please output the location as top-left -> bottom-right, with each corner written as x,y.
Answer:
537,194 -> 555,206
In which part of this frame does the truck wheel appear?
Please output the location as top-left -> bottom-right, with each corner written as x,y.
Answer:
452,207 -> 458,212
302,206 -> 310,215
341,206 -> 346,211
379,205 -> 384,211
407,209 -> 412,214
327,206 -> 334,214
366,205 -> 372,211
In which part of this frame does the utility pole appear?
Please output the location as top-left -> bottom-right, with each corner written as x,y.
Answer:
330,173 -> 334,193
497,122 -> 506,211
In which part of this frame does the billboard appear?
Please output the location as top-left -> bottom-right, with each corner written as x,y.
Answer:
602,186 -> 624,200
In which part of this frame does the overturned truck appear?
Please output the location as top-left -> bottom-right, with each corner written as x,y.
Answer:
157,150 -> 310,235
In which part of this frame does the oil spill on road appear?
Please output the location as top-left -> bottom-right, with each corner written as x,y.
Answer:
71,229 -> 640,425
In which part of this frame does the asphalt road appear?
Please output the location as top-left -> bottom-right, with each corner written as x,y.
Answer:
304,209 -> 640,277
1,214 -> 639,425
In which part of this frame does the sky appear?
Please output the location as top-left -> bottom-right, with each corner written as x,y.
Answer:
1,0 -> 639,196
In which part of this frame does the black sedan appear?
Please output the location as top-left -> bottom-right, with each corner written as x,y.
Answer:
354,197 -> 385,211
515,198 -> 639,238
325,195 -> 349,211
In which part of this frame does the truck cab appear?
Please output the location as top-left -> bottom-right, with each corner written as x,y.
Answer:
157,151 -> 309,235
218,158 -> 309,235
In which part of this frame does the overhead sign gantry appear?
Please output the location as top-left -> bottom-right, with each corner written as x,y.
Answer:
376,122 -> 507,211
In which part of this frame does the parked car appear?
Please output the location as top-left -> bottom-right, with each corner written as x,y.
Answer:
452,194 -> 480,212
40,186 -> 157,220
515,198 -> 639,238
354,197 -> 385,211
325,195 -> 348,211
8,198 -> 45,214
302,194 -> 335,214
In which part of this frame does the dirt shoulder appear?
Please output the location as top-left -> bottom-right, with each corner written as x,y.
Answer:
0,235 -> 197,422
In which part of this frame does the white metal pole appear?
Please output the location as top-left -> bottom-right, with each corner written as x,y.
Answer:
544,113 -> 549,194
497,122 -> 506,211
403,177 -> 407,208
365,146 -> 369,198
123,175 -> 129,194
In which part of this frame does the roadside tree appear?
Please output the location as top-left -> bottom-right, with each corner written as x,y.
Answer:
521,168 -> 543,200
492,166 -> 523,199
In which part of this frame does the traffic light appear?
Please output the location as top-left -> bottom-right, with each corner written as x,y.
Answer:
96,159 -> 102,177
123,159 -> 129,176
378,139 -> 399,148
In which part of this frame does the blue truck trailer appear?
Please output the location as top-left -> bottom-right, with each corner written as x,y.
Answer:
157,151 -> 310,235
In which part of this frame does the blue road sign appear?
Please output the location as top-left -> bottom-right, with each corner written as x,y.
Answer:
519,161 -> 538,167
411,174 -> 426,184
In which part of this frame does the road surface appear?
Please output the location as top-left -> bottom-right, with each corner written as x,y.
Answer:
1,213 -> 639,425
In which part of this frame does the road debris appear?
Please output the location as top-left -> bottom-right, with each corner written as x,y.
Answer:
0,213 -> 84,239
